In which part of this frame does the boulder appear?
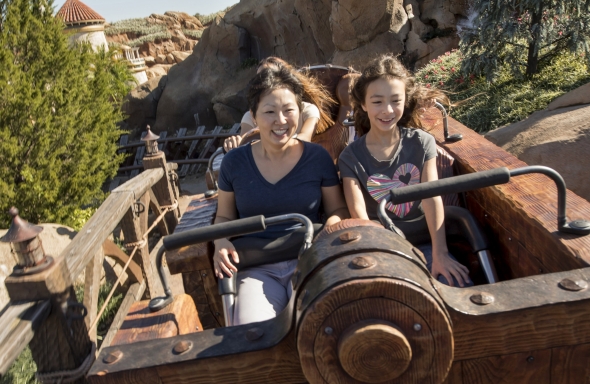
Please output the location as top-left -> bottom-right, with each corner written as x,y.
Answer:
171,51 -> 190,63
155,54 -> 167,64
332,30 -> 405,69
164,11 -> 204,29
547,82 -> 590,111
485,104 -> 590,203
144,55 -> 156,66
166,53 -> 175,64
213,103 -> 244,126
123,75 -> 168,131
146,65 -> 168,79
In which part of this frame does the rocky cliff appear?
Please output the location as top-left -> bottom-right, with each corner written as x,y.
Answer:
124,0 -> 471,135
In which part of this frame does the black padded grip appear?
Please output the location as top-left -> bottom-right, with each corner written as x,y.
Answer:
389,167 -> 510,204
163,215 -> 266,251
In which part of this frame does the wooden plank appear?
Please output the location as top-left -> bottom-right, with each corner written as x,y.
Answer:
182,270 -> 220,329
98,280 -> 146,354
442,361 -> 462,384
148,188 -> 170,236
179,126 -> 205,177
102,239 -> 143,284
157,131 -> 167,151
197,123 -> 240,177
551,342 -> 590,384
438,266 -> 590,360
130,132 -> 148,178
88,367 -> 162,384
0,300 -> 51,376
171,128 -> 187,161
64,168 -> 163,286
83,246 -> 105,343
423,109 -> 590,269
194,126 -> 223,173
201,269 -> 224,327
462,349 -> 551,384
120,191 -> 155,297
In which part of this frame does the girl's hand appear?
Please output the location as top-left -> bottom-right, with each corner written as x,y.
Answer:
213,238 -> 240,279
430,252 -> 470,287
223,135 -> 243,152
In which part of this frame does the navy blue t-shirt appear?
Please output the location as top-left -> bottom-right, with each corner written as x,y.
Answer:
218,141 -> 340,239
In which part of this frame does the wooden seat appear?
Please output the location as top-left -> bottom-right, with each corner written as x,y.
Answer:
111,293 -> 202,346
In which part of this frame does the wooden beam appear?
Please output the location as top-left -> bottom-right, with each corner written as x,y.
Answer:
84,246 -> 105,343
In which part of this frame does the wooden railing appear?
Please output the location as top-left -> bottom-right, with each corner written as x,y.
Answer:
0,146 -> 180,381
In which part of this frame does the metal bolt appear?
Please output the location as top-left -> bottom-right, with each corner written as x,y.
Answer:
413,323 -> 422,332
484,214 -> 488,218
508,237 -> 512,241
245,327 -> 264,341
470,292 -> 495,305
350,256 -> 376,269
103,350 -> 123,364
559,278 -> 588,291
339,231 -> 361,243
325,327 -> 333,335
173,340 -> 193,355
202,273 -> 207,277
527,356 -> 534,363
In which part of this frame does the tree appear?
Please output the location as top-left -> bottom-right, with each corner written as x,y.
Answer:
460,0 -> 590,79
0,0 -> 133,225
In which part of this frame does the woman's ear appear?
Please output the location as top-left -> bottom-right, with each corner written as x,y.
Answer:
250,110 -> 256,126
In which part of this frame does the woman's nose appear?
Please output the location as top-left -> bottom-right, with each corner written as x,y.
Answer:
277,111 -> 288,124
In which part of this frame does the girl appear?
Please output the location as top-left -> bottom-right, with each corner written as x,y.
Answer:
338,55 -> 471,287
223,57 -> 335,152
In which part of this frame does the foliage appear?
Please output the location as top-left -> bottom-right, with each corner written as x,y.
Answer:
415,49 -> 590,133
127,31 -> 171,47
105,17 -> 165,36
182,28 -> 203,39
0,346 -> 39,384
240,57 -> 259,70
0,0 -> 133,226
194,5 -> 235,26
460,0 -> 590,78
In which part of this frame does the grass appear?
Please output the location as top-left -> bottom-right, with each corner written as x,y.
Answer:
182,29 -> 203,39
415,50 -> 590,133
194,5 -> 235,26
0,283 -> 125,383
127,31 -> 172,47
105,18 -> 166,36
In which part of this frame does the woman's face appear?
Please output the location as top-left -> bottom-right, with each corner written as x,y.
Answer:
362,77 -> 406,134
253,87 -> 300,147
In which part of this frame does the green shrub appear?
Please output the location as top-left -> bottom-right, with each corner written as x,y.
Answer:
415,50 -> 590,133
105,18 -> 166,36
194,5 -> 235,26
128,31 -> 172,47
183,28 -> 203,39
240,57 -> 259,70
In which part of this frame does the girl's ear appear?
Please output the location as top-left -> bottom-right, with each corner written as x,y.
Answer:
361,103 -> 367,112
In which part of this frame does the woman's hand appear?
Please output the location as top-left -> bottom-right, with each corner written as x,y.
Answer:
213,238 -> 240,279
223,135 -> 243,153
430,251 -> 470,287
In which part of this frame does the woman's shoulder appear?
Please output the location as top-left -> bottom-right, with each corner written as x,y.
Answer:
222,143 -> 251,165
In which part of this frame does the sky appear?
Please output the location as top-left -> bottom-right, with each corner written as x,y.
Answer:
52,0 -> 239,23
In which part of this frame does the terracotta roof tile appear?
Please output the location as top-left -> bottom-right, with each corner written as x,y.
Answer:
56,0 -> 105,25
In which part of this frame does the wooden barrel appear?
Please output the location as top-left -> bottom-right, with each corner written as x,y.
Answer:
295,222 -> 453,383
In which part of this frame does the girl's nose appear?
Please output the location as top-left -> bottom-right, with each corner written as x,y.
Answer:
386,103 -> 395,113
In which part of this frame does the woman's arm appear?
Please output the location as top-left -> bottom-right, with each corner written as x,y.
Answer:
296,117 -> 319,142
342,177 -> 370,220
321,184 -> 350,226
421,158 -> 470,287
212,190 -> 240,279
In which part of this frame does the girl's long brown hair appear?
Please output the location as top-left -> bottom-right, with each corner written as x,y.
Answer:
350,54 -> 449,137
258,57 -> 335,134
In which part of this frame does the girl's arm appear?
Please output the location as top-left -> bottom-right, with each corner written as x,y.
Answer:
212,190 -> 240,279
342,177 -> 370,220
421,158 -> 470,287
321,184 -> 350,226
296,117 -> 319,142
224,123 -> 255,152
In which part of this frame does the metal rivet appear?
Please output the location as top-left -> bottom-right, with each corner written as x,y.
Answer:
173,340 -> 193,355
413,323 -> 422,331
325,327 -> 333,335
484,214 -> 488,218
559,278 -> 588,291
97,371 -> 107,376
339,231 -> 361,243
297,290 -> 309,311
470,292 -> 494,305
202,273 -> 207,277
245,327 -> 264,341
508,237 -> 512,241
103,350 -> 123,364
350,256 -> 376,269
527,356 -> 534,363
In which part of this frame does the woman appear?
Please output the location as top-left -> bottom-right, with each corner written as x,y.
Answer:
214,66 -> 349,325
223,57 -> 335,152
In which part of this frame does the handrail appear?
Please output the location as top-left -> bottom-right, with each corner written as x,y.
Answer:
118,132 -> 236,151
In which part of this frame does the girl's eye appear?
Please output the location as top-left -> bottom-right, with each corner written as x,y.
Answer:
372,101 -> 381,105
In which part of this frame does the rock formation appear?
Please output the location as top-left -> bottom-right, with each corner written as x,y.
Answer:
485,82 -> 590,203
123,0 -> 471,133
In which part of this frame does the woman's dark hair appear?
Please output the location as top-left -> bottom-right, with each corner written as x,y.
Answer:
255,56 -> 335,134
350,54 -> 449,137
248,67 -> 305,118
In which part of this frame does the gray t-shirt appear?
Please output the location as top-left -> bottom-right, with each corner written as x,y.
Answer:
338,127 -> 437,223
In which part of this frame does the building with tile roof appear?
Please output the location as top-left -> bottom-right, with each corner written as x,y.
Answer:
56,0 -> 108,51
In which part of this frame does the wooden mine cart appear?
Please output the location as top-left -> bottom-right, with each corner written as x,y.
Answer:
1,66 -> 590,384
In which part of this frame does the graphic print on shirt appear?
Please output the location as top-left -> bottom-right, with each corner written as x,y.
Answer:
367,163 -> 420,218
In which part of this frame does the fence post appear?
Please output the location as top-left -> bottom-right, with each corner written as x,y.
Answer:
1,208 -> 92,383
141,126 -> 180,234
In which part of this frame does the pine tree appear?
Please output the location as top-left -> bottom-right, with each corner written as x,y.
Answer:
460,0 -> 590,79
0,0 -> 133,225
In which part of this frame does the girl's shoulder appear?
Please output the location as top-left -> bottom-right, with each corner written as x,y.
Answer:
400,126 -> 435,146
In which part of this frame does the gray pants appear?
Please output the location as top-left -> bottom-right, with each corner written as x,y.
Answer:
233,259 -> 298,325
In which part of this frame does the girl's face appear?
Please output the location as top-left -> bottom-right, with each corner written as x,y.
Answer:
362,77 -> 406,134
252,88 -> 300,147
